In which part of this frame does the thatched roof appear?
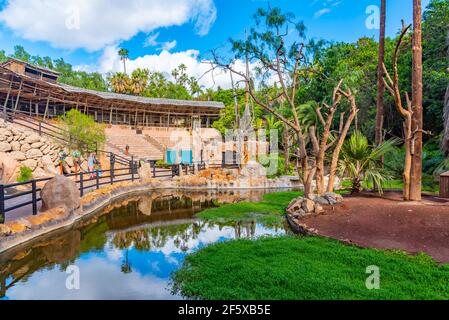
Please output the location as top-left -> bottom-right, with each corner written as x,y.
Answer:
58,83 -> 224,109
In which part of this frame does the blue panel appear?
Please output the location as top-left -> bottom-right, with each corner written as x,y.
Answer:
166,149 -> 177,164
180,150 -> 193,164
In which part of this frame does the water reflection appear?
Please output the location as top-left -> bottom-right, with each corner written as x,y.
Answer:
0,190 -> 288,300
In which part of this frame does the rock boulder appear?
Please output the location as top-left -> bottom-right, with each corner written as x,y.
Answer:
138,163 -> 154,183
0,152 -> 20,184
41,175 -> 80,213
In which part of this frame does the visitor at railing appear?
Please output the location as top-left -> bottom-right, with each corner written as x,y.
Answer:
87,153 -> 96,178
58,150 -> 68,175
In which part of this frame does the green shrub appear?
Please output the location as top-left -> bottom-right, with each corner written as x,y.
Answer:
17,166 -> 33,183
59,109 -> 106,152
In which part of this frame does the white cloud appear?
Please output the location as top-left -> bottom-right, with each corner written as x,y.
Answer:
144,33 -> 177,52
161,40 -> 177,51
78,45 -> 269,90
0,0 -> 217,51
144,32 -> 160,48
314,8 -> 331,18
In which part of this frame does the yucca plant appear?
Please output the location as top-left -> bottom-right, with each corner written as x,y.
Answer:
338,131 -> 400,194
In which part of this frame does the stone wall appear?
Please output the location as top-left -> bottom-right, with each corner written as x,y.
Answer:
0,119 -> 91,184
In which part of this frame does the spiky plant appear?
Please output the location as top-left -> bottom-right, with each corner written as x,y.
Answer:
338,131 -> 399,194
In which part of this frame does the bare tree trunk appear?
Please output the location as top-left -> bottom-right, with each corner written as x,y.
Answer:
375,0 -> 387,146
283,125 -> 290,174
327,91 -> 359,193
403,115 -> 413,200
382,23 -> 414,201
410,0 -> 423,201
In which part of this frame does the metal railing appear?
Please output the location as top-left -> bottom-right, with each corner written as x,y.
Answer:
0,159 -> 213,224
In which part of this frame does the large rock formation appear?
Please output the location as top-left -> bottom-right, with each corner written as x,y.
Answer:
0,119 -> 93,182
40,175 -> 81,213
0,152 -> 20,184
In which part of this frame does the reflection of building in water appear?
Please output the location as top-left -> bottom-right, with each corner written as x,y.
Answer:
234,221 -> 256,239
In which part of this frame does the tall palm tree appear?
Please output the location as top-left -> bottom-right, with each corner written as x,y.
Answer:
338,131 -> 399,194
375,0 -> 386,146
410,0 -> 423,201
118,48 -> 129,74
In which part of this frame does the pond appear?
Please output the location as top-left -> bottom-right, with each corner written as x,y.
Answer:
0,190 -> 290,300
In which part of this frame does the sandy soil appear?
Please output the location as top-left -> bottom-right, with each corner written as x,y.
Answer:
302,192 -> 449,263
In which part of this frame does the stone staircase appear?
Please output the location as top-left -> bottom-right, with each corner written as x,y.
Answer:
105,127 -> 164,161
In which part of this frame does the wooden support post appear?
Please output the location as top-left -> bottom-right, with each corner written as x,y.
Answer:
2,79 -> 12,121
13,80 -> 23,112
43,96 -> 50,120
110,105 -> 113,124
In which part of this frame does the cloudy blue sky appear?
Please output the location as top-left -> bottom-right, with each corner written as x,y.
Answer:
0,0 -> 430,88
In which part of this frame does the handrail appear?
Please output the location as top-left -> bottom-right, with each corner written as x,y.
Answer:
0,160 -> 211,224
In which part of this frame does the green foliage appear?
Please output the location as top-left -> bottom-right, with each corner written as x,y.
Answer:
17,166 -> 33,183
171,236 -> 449,300
422,0 -> 449,129
338,131 -> 399,193
196,191 -> 302,225
59,109 -> 106,153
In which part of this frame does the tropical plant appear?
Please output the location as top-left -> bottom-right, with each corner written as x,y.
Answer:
109,72 -> 131,94
17,166 -> 33,183
338,131 -> 399,194
130,68 -> 150,95
59,109 -> 106,153
118,48 -> 129,74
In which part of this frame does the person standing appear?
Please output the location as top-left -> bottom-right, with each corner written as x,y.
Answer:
87,153 -> 96,178
125,145 -> 130,156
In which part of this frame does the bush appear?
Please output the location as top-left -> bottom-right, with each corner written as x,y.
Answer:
17,166 -> 33,183
59,109 -> 106,153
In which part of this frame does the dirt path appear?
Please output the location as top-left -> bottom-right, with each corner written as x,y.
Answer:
302,192 -> 449,263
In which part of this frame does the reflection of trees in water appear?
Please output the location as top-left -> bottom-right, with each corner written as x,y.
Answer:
234,221 -> 257,239
121,250 -> 132,274
0,189 -> 285,293
111,221 -> 207,254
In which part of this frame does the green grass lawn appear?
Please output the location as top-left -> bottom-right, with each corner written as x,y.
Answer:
341,179 -> 439,193
171,236 -> 449,300
196,191 -> 302,224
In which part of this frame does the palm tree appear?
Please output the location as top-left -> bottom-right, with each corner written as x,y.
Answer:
118,48 -> 129,74
130,68 -> 149,95
375,0 -> 386,146
338,131 -> 399,194
109,72 -> 131,94
410,0 -> 423,201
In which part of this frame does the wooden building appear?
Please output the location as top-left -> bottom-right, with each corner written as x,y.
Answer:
0,59 -> 223,128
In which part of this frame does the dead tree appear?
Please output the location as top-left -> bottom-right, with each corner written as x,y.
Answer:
383,23 -> 414,200
326,87 -> 360,193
